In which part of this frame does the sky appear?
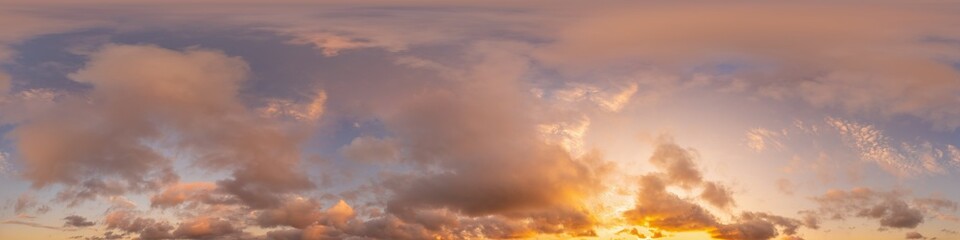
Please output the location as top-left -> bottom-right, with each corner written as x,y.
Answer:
1,1 -> 960,240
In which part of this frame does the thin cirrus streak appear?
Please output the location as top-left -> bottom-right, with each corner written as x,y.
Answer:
0,1 -> 959,240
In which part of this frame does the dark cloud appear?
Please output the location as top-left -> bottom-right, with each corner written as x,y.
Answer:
712,217 -> 776,240
256,197 -> 330,229
810,188 -> 938,229
264,229 -> 302,240
104,210 -> 174,240
905,231 -> 924,239
252,196 -> 357,240
64,215 -> 95,228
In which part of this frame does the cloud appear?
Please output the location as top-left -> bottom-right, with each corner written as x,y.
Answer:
701,181 -> 736,210
258,91 -> 327,122
537,116 -> 591,157
63,215 -> 95,228
948,145 -> 960,167
808,188 -> 952,229
1,219 -> 63,230
7,44 -> 323,208
10,193 -> 51,218
776,178 -> 795,195
614,228 -> 646,238
553,82 -> 639,112
0,12 -> 101,63
914,197 -> 959,212
624,174 -> 719,232
287,32 -> 386,57
905,231 -> 925,239
171,217 -> 239,239
13,193 -> 37,215
746,128 -> 784,152
149,182 -> 238,209
624,139 -> 804,240
646,141 -> 705,189
0,71 -> 8,93
0,151 -> 10,176
914,196 -> 960,222
350,42 -> 609,238
538,3 -> 960,129
826,117 -> 960,177
258,197 -> 330,229
104,209 -> 174,240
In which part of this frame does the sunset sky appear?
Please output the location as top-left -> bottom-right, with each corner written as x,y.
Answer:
2,1 -> 960,240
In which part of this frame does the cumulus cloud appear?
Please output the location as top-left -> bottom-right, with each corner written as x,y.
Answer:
257,197 -> 343,229
171,217 -> 239,239
701,181 -> 736,210
807,188 -> 958,229
624,139 -> 804,240
373,42 -> 608,238
646,141 -> 705,189
7,44 -> 323,208
625,174 -> 719,232
104,210 -> 174,240
63,215 -> 95,228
